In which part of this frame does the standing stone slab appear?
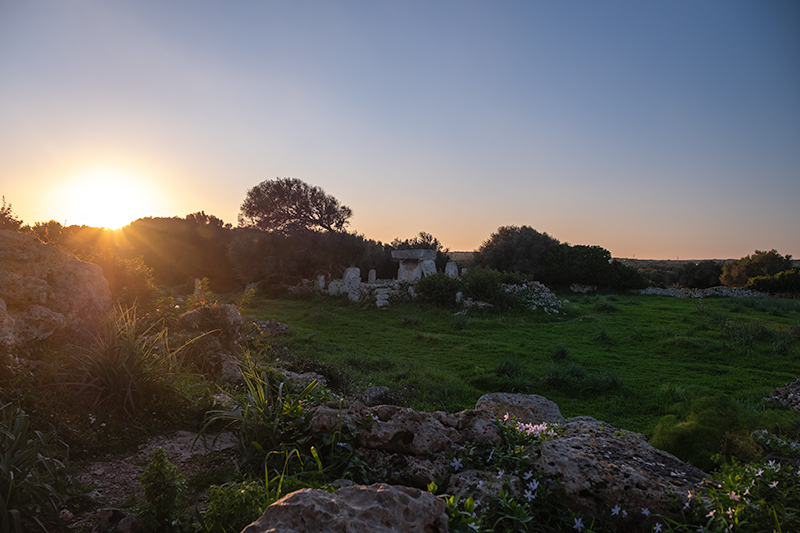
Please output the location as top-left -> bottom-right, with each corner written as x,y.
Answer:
445,261 -> 459,278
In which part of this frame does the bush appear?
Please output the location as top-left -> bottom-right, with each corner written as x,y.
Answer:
415,272 -> 463,309
202,479 -> 269,533
650,394 -> 760,471
721,249 -> 793,287
745,268 -> 800,293
460,268 -> 519,310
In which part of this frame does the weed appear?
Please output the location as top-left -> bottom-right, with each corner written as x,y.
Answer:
593,300 -> 618,313
549,343 -> 570,361
138,447 -> 186,532
594,328 -> 611,342
452,315 -> 468,330
401,314 -> 424,326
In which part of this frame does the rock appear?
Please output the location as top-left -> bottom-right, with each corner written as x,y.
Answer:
310,403 -> 500,489
343,267 -> 361,290
177,304 -> 244,337
420,259 -> 436,277
766,378 -> 800,411
445,261 -> 459,278
368,269 -> 377,284
391,249 -> 437,261
534,416 -> 705,525
360,385 -> 392,406
241,483 -> 447,533
252,318 -> 289,336
12,305 -> 67,346
315,275 -> 326,291
475,392 -> 565,425
0,230 -> 111,350
392,249 -> 437,283
327,280 -> 344,296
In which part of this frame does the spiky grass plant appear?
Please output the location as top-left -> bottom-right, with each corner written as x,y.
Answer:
77,306 -> 180,417
0,403 -> 66,533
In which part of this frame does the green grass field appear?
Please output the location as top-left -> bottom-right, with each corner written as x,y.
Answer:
245,293 -> 800,435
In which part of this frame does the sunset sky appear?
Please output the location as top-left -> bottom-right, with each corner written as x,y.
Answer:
1,1 -> 798,259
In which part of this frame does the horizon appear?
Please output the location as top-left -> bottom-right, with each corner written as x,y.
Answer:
2,1 -> 798,260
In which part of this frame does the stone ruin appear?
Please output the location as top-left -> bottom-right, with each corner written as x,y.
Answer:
324,250 -> 461,308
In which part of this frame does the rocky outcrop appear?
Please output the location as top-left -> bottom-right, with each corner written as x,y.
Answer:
241,484 -> 447,533
311,403 -> 500,488
0,230 -> 111,350
297,394 -> 704,533
534,416 -> 705,523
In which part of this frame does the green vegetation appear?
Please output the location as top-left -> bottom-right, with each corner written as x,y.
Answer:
245,293 -> 798,434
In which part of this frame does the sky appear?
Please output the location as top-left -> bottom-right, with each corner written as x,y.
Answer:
1,1 -> 798,259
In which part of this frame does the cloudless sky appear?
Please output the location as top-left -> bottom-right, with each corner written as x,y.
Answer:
1,1 -> 798,259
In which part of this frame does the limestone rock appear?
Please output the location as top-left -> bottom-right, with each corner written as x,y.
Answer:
343,267 -> 361,290
368,269 -> 377,284
420,259 -> 436,277
0,230 -> 111,350
241,483 -> 447,533
12,305 -> 67,346
534,416 -> 705,523
475,392 -> 565,425
391,249 -> 437,261
445,261 -> 459,278
397,261 -> 423,283
327,280 -> 345,296
767,378 -> 800,411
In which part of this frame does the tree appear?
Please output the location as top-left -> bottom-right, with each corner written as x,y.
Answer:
0,196 -> 22,231
477,225 -> 559,276
720,249 -> 793,287
238,178 -> 352,234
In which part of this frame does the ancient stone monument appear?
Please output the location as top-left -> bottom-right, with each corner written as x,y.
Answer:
391,249 -> 437,283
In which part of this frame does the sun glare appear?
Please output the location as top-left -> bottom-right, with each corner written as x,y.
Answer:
56,171 -> 166,230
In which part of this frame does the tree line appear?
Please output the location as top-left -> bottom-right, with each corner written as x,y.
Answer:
2,180 -> 797,305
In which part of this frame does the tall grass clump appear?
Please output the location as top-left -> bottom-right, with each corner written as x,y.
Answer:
75,307 -> 180,416
0,403 -> 66,533
202,350 -> 330,475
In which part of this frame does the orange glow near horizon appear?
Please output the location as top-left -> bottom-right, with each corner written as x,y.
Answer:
49,170 -> 168,230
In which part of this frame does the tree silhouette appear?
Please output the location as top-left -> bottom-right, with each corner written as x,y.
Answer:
238,178 -> 352,234
0,196 -> 22,231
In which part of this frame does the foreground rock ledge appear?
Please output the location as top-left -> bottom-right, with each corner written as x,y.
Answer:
241,483 -> 447,533
243,393 -> 706,532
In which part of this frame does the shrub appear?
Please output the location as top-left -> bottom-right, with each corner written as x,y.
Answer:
461,268 -> 518,310
202,479 -> 269,533
650,394 -> 759,471
745,267 -> 800,293
415,272 -> 463,309
138,447 -> 186,532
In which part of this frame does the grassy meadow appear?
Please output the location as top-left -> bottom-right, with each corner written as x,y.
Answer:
246,293 -> 800,434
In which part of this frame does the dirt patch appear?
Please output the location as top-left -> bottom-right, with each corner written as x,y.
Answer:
74,430 -> 238,508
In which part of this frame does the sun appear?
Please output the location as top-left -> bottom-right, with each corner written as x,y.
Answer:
57,170 -> 166,229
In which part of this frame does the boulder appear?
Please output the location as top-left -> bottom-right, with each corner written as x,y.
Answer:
445,261 -> 459,278
0,230 -> 111,350
241,483 -> 447,533
475,392 -> 565,425
534,416 -> 705,525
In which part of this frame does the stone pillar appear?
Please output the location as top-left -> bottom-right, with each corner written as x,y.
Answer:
368,269 -> 377,284
445,261 -> 458,278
